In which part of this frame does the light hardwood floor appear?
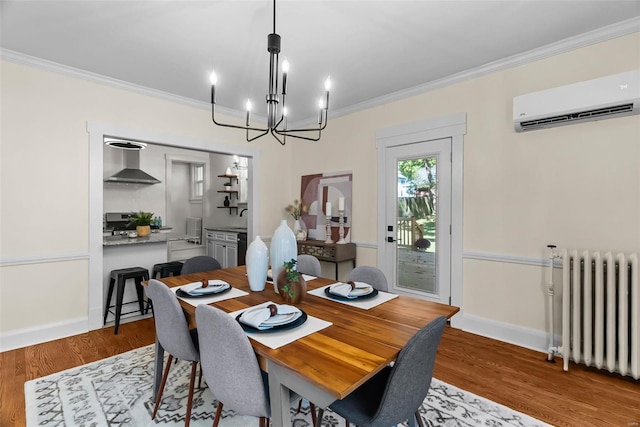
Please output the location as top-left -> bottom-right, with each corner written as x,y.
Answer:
1,319 -> 638,426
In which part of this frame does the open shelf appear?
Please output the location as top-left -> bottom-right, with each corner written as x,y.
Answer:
218,206 -> 239,213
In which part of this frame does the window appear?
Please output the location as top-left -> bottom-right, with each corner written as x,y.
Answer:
191,164 -> 204,202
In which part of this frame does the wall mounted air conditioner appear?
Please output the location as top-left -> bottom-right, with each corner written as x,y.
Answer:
513,70 -> 640,132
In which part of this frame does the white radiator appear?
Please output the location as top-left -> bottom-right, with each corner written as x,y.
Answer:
560,249 -> 639,379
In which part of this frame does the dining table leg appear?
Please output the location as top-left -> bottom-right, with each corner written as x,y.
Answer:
153,339 -> 165,400
267,360 -> 336,427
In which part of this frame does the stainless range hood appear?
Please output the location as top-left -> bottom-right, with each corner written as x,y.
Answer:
105,149 -> 161,184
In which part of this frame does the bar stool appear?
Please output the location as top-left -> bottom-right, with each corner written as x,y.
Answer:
104,267 -> 150,334
151,261 -> 184,279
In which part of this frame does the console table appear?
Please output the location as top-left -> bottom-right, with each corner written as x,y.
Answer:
297,239 -> 356,280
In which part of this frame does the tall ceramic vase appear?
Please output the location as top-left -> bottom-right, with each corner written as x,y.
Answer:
246,236 -> 268,291
270,220 -> 297,294
293,219 -> 307,241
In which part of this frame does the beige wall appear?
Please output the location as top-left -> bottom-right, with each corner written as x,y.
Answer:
291,33 -> 640,341
0,61 -> 293,344
1,32 -> 639,350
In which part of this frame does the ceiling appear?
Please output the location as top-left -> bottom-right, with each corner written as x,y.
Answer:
2,1 -> 639,125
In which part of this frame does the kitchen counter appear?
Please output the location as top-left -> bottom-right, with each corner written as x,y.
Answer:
204,227 -> 247,233
103,233 -> 199,246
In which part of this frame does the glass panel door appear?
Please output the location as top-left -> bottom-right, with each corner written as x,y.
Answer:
386,138 -> 451,303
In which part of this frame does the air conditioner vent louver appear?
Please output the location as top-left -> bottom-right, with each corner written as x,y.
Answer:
513,70 -> 640,132
520,103 -> 634,131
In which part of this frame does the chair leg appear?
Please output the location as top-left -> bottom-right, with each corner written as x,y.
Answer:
184,361 -> 197,427
415,410 -> 425,427
114,276 -> 125,334
212,402 -> 223,427
197,363 -> 203,388
104,278 -> 115,325
134,278 -> 145,315
297,399 -> 317,426
314,408 -> 324,427
310,402 -> 317,426
152,354 -> 173,419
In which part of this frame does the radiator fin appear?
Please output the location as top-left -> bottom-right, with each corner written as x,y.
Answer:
561,249 -> 639,379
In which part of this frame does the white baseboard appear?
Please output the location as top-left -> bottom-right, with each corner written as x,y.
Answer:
1,310 -> 550,356
453,313 -> 549,353
0,317 -> 88,352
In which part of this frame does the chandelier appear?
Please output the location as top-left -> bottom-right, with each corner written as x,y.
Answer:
209,0 -> 331,145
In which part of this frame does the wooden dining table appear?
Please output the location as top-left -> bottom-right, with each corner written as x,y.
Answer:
149,265 -> 459,426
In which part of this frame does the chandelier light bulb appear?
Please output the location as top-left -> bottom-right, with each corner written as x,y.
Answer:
209,70 -> 218,85
282,59 -> 290,74
324,76 -> 331,91
245,99 -> 252,126
283,107 -> 288,117
317,98 -> 324,124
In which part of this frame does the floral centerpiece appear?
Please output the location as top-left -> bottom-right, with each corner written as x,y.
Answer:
276,259 -> 307,304
285,199 -> 309,240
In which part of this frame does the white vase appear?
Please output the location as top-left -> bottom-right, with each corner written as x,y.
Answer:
246,236 -> 268,291
293,219 -> 307,241
270,220 -> 297,294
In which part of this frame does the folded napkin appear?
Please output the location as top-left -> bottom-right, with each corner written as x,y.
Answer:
239,301 -> 300,330
329,281 -> 373,298
182,280 -> 230,295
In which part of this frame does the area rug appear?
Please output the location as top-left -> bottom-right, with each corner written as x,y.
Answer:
25,344 -> 551,427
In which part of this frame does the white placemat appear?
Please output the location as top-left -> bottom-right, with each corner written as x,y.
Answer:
228,303 -> 332,349
308,284 -> 399,310
266,274 -> 318,284
171,284 -> 249,307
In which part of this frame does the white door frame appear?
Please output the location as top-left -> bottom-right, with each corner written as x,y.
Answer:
385,138 -> 451,303
376,113 -> 466,328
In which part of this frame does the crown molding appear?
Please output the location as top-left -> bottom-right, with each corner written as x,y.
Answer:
3,16 -> 638,127
0,48 -> 249,122
325,16 -> 640,122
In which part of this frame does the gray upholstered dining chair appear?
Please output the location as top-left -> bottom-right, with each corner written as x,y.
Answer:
146,279 -> 200,427
297,254 -> 322,277
347,265 -> 389,292
314,316 -> 447,427
195,304 -> 271,426
180,255 -> 222,275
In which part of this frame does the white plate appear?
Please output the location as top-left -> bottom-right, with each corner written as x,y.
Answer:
184,281 -> 230,295
261,311 -> 301,326
349,286 -> 373,297
328,284 -> 373,297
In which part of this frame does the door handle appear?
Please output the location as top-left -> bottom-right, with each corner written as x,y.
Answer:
387,236 -> 396,243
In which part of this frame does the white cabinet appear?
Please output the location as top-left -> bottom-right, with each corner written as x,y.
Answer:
206,230 -> 238,268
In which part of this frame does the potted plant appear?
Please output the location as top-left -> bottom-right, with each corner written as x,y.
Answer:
129,211 -> 154,237
276,259 -> 307,304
